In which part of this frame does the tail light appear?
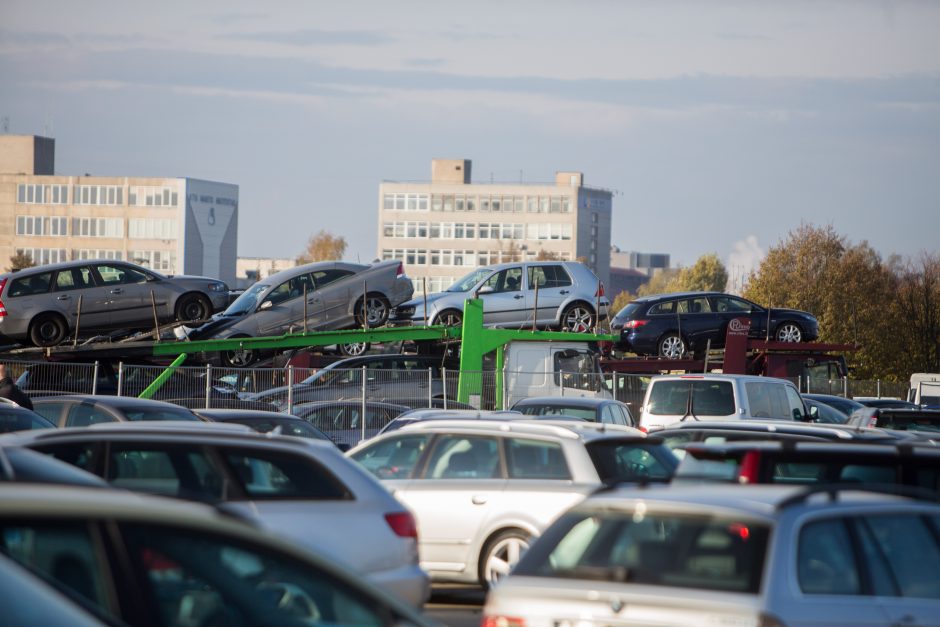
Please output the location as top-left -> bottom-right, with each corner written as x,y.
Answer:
595,283 -> 605,298
624,320 -> 648,329
385,511 -> 418,539
482,616 -> 526,627
396,262 -> 405,277
0,277 -> 6,316
738,451 -> 762,484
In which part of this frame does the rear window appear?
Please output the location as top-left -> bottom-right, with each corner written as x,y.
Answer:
516,509 -> 769,594
8,272 -> 53,297
585,441 -> 678,483
647,380 -> 735,417
614,302 -> 643,319
877,413 -> 940,433
517,404 -> 597,421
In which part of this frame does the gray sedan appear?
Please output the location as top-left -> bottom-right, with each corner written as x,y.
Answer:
0,260 -> 230,346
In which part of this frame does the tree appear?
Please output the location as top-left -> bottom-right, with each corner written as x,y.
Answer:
7,251 -> 35,272
637,268 -> 681,296
894,253 -> 940,374
535,249 -> 561,261
610,290 -> 635,314
672,253 -> 728,292
296,230 -> 347,264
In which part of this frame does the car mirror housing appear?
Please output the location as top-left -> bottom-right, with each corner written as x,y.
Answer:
259,300 -> 274,311
477,285 -> 495,295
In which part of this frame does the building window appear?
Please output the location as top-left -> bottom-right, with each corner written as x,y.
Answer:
130,250 -> 177,273
72,217 -> 124,238
16,216 -> 68,236
74,249 -> 122,261
16,248 -> 68,265
17,184 -> 69,204
73,185 -> 124,206
128,218 -> 177,240
129,186 -> 178,207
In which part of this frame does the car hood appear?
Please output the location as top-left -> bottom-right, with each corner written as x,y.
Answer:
185,312 -> 243,339
769,307 -> 816,320
398,291 -> 460,310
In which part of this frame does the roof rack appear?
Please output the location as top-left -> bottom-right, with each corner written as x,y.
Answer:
776,482 -> 940,510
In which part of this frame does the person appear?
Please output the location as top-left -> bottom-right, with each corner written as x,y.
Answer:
0,363 -> 33,410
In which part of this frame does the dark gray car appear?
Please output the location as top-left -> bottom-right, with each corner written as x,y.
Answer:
511,396 -> 636,427
0,260 -> 230,346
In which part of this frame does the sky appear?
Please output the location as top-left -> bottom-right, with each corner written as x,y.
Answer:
2,0 -> 938,277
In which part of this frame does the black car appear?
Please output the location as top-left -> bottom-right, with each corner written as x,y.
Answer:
802,393 -> 865,416
510,396 -> 636,427
191,408 -> 349,449
611,291 -> 819,358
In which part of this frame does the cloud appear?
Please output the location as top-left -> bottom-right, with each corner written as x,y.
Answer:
220,29 -> 392,46
404,57 -> 446,68
727,236 -> 765,294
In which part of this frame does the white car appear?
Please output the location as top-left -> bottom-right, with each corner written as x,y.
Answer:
348,419 -> 677,587
484,484 -> 940,627
2,422 -> 429,606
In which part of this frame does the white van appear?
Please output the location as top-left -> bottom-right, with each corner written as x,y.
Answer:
502,341 -> 611,408
638,373 -> 808,431
908,373 -> 940,407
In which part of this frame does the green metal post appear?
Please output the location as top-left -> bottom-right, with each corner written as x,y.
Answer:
494,344 -> 504,410
457,299 -> 485,405
138,353 -> 188,399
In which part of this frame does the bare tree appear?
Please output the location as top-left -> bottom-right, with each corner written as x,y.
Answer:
296,230 -> 348,264
7,251 -> 35,272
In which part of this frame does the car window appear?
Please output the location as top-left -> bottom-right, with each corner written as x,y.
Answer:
648,300 -> 676,315
0,408 -> 55,431
54,267 -> 95,292
483,267 -> 523,293
350,434 -> 431,480
745,382 -> 792,419
856,514 -> 940,599
553,350 -> 601,392
66,404 -> 117,427
527,265 -> 572,290
0,522 -> 115,616
221,448 -> 350,500
32,441 -> 99,471
266,275 -> 312,305
121,524 -> 389,627
311,269 -> 354,288
8,272 -> 53,297
506,438 -> 570,480
798,518 -> 860,595
619,405 -> 636,427
688,297 -> 711,314
711,296 -> 752,313
784,386 -> 806,420
517,404 -> 596,421
424,435 -> 500,479
586,441 -> 678,482
601,405 -> 619,425
119,405 -> 201,422
96,264 -> 147,285
106,444 -> 224,500
647,380 -> 735,417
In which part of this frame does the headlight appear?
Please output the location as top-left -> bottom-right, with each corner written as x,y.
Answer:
208,282 -> 228,292
394,305 -> 417,318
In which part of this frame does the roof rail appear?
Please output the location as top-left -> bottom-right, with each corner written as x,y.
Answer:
776,482 -> 940,510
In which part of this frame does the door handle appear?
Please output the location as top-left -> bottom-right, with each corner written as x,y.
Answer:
513,294 -> 524,299
471,495 -> 488,505
57,295 -> 71,300
559,290 -> 570,295
110,288 -> 123,294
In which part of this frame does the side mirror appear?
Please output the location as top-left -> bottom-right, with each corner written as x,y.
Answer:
795,407 -> 812,422
259,300 -> 273,311
336,442 -> 351,453
477,285 -> 495,295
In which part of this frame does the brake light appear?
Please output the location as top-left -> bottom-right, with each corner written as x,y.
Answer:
481,616 -> 526,627
595,283 -> 605,298
0,277 -> 6,316
385,511 -> 418,539
396,262 -> 405,277
624,320 -> 648,329
738,451 -> 761,484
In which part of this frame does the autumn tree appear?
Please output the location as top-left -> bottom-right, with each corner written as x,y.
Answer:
535,249 -> 561,261
637,268 -> 681,296
894,253 -> 940,374
296,230 -> 347,264
7,251 -> 35,272
673,253 -> 728,292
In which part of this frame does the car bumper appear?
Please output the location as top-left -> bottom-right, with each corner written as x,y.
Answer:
367,563 -> 431,607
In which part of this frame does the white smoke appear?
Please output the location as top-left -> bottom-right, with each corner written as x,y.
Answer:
726,235 -> 765,294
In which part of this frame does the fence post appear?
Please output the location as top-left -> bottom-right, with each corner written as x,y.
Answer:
93,361 -> 100,395
205,364 -> 212,409
442,367 -> 448,409
361,366 -> 367,443
287,365 -> 294,414
877,379 -> 881,398
116,362 -> 123,396
560,370 -> 565,397
428,367 -> 433,408
843,376 -> 849,398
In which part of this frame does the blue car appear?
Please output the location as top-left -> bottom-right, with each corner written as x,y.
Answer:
611,291 -> 818,358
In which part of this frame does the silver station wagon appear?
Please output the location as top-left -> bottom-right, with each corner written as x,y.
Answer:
0,260 -> 230,346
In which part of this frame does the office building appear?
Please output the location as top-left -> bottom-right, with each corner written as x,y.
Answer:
235,256 -> 296,290
377,159 -> 612,292
0,135 -> 238,285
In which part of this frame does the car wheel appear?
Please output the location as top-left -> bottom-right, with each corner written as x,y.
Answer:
435,309 -> 463,327
356,294 -> 391,327
775,322 -> 803,343
29,313 -> 68,347
479,529 -> 531,589
658,333 -> 688,359
221,336 -> 256,368
561,303 -> 595,333
338,342 -> 370,357
175,293 -> 212,322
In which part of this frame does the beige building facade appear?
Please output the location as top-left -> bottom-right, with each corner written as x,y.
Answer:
0,135 -> 238,285
377,159 -> 612,293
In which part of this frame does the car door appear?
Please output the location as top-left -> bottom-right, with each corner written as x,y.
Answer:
90,263 -> 149,327
680,295 -> 718,350
710,295 -> 758,345
526,264 -> 573,327
309,269 -> 357,329
256,275 -> 305,336
51,267 -> 110,331
477,267 -> 527,327
393,434 -> 506,576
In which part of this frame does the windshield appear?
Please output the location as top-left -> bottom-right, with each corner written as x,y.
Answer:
446,268 -> 492,293
224,283 -> 268,316
585,441 -> 678,483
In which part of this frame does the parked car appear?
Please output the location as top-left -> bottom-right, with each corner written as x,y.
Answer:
0,402 -> 56,432
390,261 -> 610,332
348,419 -> 676,587
376,409 -> 526,435
853,397 -> 921,410
4,422 -> 429,606
484,484 -> 940,627
190,407 -> 348,449
802,396 -> 849,424
0,446 -> 108,487
847,407 -> 940,434
639,373 -> 809,431
246,353 -> 460,410
511,396 -> 636,427
186,260 -> 414,366
0,259 -> 230,347
289,400 -> 412,447
0,482 -> 433,625
673,440 -> 940,489
611,291 -> 819,357
30,395 -> 202,427
802,392 -> 866,416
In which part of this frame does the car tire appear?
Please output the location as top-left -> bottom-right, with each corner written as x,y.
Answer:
560,302 -> 595,333
29,313 -> 68,347
478,528 -> 531,589
338,342 -> 370,357
356,294 -> 391,327
175,293 -> 212,323
658,332 -> 688,359
435,309 -> 463,327
775,322 -> 803,343
221,336 -> 256,368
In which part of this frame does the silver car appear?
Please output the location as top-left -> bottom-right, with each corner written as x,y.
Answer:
0,259 -> 229,346
391,261 -> 610,332
189,260 -> 414,366
348,419 -> 676,588
484,484 -> 940,627
3,422 -> 430,606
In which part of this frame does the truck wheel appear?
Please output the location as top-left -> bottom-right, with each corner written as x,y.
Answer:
775,322 -> 803,343
658,333 -> 687,359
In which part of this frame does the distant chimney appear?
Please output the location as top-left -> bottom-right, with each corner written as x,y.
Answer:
556,171 -> 583,187
432,159 -> 471,184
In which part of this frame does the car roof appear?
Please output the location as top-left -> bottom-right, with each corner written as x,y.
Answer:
254,260 -> 368,286
395,418 -> 645,441
681,440 -> 940,458
631,291 -> 726,303
32,395 -> 197,408
0,259 -> 141,278
512,396 -> 617,408
651,373 -> 789,383
293,400 -> 412,410
802,393 -> 862,402
657,420 -> 895,440
192,408 -> 302,420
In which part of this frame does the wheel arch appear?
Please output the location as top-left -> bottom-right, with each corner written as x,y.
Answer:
556,299 -> 596,325
28,310 -> 71,341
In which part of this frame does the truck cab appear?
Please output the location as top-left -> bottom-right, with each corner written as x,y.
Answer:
908,373 -> 940,408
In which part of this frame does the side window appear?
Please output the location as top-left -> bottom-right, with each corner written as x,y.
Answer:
784,386 -> 806,420
506,438 -> 570,480
221,448 -> 350,500
32,441 -> 98,472
94,264 -> 126,285
798,518 -> 861,595
0,522 -> 115,616
32,402 -> 66,425
66,404 -> 117,427
349,434 -> 430,479
553,350 -> 600,392
265,280 -> 295,305
121,525 -> 389,627
425,435 -> 501,479
483,267 -> 523,293
311,269 -> 354,288
601,405 -> 619,425
688,297 -> 711,314
857,514 -> 940,599
119,265 -> 150,284
107,444 -> 223,501
8,272 -> 53,297
527,265 -> 572,290
620,405 -> 636,427
712,296 -> 752,313
745,382 -> 790,419
648,301 -> 676,315
54,268 -> 94,291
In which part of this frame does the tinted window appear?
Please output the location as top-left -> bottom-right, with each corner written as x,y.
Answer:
517,510 -> 769,594
33,441 -> 98,471
117,405 -> 200,422
586,441 -> 678,482
517,404 -> 597,421
506,438 -> 570,479
350,434 -> 430,479
311,269 -> 354,287
424,435 -> 500,479
8,272 -> 53,297
221,448 -> 350,500
648,300 -> 676,315
857,514 -> 940,599
711,296 -> 752,313
66,404 -> 117,427
107,444 -> 223,501
647,380 -> 735,417
798,518 -> 860,595
0,408 -> 55,432
745,382 -> 792,419
527,265 -> 571,289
